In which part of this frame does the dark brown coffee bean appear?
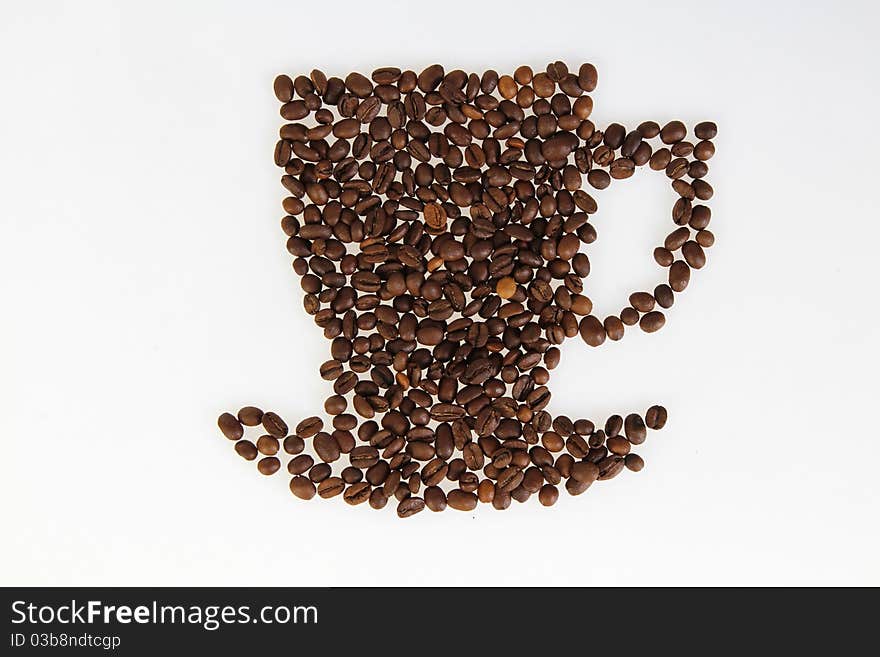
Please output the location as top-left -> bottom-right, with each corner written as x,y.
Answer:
218,412 -> 243,440
237,406 -> 263,426
645,405 -> 668,430
256,435 -> 279,456
309,463 -> 332,483
288,454 -> 314,475
274,75 -> 294,102
597,456 -> 625,480
424,485 -> 447,511
314,433 -> 341,462
669,260 -> 691,292
447,489 -> 478,511
290,475 -> 316,500
660,120 -> 686,144
654,247 -> 674,267
397,496 -> 425,518
654,284 -> 674,309
694,121 -> 717,140
262,411 -> 288,438
350,445 -> 380,469
577,63 -> 598,92
538,484 -> 559,506
682,241 -> 706,269
257,457 -> 281,476
571,460 -> 599,484
624,414 -> 647,444
369,488 -> 388,509
296,416 -> 323,438
343,482 -> 371,505
624,453 -> 645,472
629,291 -> 655,313
639,311 -> 665,333
318,476 -> 345,498
565,477 -> 591,496
579,315 -> 605,347
234,440 -> 258,461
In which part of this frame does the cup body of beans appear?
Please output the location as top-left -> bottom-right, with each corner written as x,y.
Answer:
218,61 -> 714,516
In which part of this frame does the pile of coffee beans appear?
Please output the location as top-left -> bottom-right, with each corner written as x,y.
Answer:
218,61 -> 715,517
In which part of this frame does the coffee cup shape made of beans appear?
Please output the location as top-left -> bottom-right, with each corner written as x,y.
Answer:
218,62 -> 716,517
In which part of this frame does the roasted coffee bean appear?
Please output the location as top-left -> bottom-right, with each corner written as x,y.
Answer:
579,315 -> 606,347
317,477 -> 345,498
571,460 -> 599,484
256,435 -> 279,456
257,457 -> 281,476
424,485 -> 447,511
296,416 -> 323,437
624,413 -> 647,444
447,489 -> 478,511
369,488 -> 389,509
314,433 -> 341,462
397,496 -> 426,518
218,412 -> 243,440
262,412 -> 288,438
538,484 -> 559,506
343,482 -> 372,505
625,453 -> 645,472
290,475 -> 316,500
238,406 -> 263,426
682,241 -> 706,269
645,405 -> 668,430
309,463 -> 332,482
639,311 -> 665,333
288,454 -> 314,475
234,440 -> 258,461
597,456 -> 625,480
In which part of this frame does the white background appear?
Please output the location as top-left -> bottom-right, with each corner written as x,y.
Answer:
2,0 -> 878,586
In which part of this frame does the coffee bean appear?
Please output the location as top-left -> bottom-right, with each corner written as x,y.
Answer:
218,412 -> 243,440
597,456 -> 625,480
579,315 -> 606,347
645,405 -> 668,430
274,75 -> 294,102
290,475 -> 316,500
257,457 -> 281,475
669,260 -> 691,292
682,241 -> 706,269
369,488 -> 388,509
397,496 -> 426,518
262,412 -> 288,438
639,311 -> 665,333
317,477 -> 345,498
624,454 -> 645,472
234,440 -> 258,461
660,120 -> 686,144
309,463 -> 332,483
624,413 -> 647,444
256,435 -> 279,456
694,121 -> 717,140
629,292 -> 655,312
424,485 -> 447,511
496,276 -> 517,299
314,433 -> 341,462
538,484 -> 559,506
571,460 -> 599,484
296,416 -> 323,438
237,406 -> 263,426
343,482 -> 371,505
447,489 -> 478,511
